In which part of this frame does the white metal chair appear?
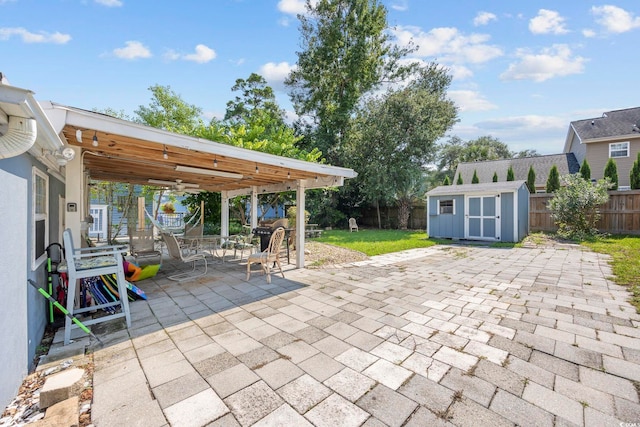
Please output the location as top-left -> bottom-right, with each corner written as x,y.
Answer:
160,231 -> 208,281
349,217 -> 359,232
60,228 -> 131,345
246,227 -> 286,284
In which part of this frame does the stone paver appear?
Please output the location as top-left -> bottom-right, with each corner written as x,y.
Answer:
80,244 -> 640,426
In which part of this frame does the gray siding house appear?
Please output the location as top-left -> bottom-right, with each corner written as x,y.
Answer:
427,181 -> 529,242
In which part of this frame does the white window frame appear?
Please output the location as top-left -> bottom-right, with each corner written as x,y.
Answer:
32,167 -> 49,270
437,199 -> 455,215
609,141 -> 629,158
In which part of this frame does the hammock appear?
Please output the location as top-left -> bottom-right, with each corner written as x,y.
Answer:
144,205 -> 202,235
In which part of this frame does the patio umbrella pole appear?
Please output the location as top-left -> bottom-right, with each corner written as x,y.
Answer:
27,279 -> 104,346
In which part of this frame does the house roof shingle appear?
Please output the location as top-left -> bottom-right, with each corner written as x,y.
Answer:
571,107 -> 640,141
454,153 -> 579,187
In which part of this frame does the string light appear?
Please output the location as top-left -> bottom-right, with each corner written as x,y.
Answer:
255,164 -> 259,174
163,146 -> 168,160
287,170 -> 291,179
92,131 -> 99,147
214,156 -> 218,167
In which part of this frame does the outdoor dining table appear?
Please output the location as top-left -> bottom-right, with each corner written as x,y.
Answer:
180,234 -> 236,262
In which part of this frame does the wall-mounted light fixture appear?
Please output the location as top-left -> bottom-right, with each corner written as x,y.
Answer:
92,131 -> 99,147
43,147 -> 76,166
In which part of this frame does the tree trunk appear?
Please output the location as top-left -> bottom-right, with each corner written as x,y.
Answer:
397,198 -> 410,230
376,199 -> 381,229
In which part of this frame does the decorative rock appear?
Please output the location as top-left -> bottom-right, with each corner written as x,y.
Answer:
39,368 -> 84,409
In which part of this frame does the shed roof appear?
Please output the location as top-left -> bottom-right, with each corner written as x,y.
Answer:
427,180 -> 527,196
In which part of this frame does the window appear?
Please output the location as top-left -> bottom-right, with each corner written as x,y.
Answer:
439,199 -> 454,215
609,142 -> 629,158
32,167 -> 49,269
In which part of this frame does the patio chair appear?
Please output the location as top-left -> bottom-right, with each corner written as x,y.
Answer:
349,217 -> 359,232
129,227 -> 162,266
160,231 -> 208,282
234,233 -> 259,261
246,227 -> 286,284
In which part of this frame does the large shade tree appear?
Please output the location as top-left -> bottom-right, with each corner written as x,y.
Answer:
286,0 -> 417,165
345,64 -> 458,228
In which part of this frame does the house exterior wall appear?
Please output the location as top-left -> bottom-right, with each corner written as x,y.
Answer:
567,132 -> 586,165
586,138 -> 640,188
427,195 -> 464,239
0,155 -> 65,410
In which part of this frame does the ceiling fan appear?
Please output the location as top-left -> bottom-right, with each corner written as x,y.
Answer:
148,179 -> 201,194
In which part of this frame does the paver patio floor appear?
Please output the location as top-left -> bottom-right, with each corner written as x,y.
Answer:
63,243 -> 640,426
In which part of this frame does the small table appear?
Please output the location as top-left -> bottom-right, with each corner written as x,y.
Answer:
305,224 -> 322,238
181,235 -> 228,261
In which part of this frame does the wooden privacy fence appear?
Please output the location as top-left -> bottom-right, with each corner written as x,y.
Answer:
530,190 -> 640,235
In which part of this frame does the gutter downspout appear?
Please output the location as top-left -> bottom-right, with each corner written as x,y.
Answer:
0,115 -> 37,159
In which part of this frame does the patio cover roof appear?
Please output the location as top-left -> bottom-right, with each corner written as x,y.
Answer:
41,102 -> 357,195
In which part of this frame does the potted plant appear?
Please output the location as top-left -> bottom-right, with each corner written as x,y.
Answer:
161,202 -> 175,213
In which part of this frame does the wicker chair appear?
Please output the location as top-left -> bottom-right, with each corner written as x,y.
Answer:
246,227 -> 286,283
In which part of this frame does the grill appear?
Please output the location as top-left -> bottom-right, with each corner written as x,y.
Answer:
253,227 -> 274,251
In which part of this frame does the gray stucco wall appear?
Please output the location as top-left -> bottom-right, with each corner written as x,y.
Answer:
427,195 -> 464,239
0,154 -> 65,409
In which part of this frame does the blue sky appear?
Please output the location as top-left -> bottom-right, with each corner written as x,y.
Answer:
1,0 -> 639,155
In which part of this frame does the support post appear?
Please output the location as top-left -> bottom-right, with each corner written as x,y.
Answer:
295,180 -> 306,268
221,191 -> 229,238
250,187 -> 258,230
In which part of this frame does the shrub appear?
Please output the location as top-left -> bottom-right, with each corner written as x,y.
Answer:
456,174 -> 463,185
546,165 -> 560,193
286,206 -> 310,225
579,159 -> 591,181
492,171 -> 498,182
443,175 -> 450,186
526,166 -> 536,193
548,174 -> 610,240
506,166 -> 514,181
604,158 -> 618,190
472,170 -> 479,184
630,152 -> 640,190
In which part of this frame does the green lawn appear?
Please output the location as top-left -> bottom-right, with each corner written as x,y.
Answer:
583,235 -> 640,313
314,229 -> 437,256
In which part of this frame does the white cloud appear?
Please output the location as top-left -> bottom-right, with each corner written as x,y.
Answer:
95,0 -> 123,6
113,41 -> 152,59
259,61 -> 296,90
183,44 -> 216,63
0,27 -> 71,43
446,65 -> 473,80
473,11 -> 497,27
392,26 -> 503,64
529,9 -> 568,35
277,0 -> 308,15
582,28 -> 596,38
390,0 -> 408,12
591,5 -> 640,33
449,90 -> 497,112
500,44 -> 586,82
454,114 -> 568,154
164,44 -> 216,63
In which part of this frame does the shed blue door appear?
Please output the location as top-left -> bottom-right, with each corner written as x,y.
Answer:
465,195 -> 500,240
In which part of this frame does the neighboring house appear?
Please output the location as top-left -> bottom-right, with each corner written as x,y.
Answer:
454,154 -> 580,192
563,107 -> 640,189
426,181 -> 529,242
